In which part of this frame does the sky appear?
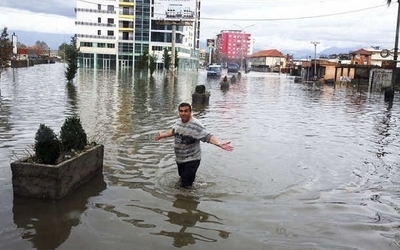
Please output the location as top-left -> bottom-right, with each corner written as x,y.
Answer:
0,0 -> 398,55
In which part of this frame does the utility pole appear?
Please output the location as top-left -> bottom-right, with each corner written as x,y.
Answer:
311,41 -> 320,80
306,55 -> 310,81
234,24 -> 255,72
154,2 -> 195,76
171,24 -> 176,72
387,0 -> 400,102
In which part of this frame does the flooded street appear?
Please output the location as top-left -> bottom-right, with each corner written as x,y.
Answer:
0,63 -> 400,249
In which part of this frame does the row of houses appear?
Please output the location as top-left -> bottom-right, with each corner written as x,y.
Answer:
242,46 -> 398,88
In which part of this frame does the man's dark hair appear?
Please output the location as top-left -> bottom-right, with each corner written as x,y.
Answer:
179,102 -> 192,112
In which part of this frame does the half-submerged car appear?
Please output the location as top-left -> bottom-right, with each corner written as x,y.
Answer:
206,64 -> 222,77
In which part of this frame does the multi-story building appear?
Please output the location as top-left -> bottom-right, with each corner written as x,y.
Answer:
215,30 -> 252,67
75,0 -> 200,71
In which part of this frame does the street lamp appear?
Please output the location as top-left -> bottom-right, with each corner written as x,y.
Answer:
310,41 -> 320,80
233,24 -> 255,71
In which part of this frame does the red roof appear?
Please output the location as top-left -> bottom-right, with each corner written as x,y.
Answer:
350,49 -> 372,55
248,49 -> 284,58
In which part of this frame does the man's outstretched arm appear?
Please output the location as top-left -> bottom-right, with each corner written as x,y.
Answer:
155,129 -> 173,141
209,135 -> 234,151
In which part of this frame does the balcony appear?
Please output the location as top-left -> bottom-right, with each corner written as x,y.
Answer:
75,8 -> 116,14
76,34 -> 116,40
119,10 -> 134,15
119,21 -> 134,32
119,27 -> 134,32
119,36 -> 134,41
119,10 -> 134,19
119,0 -> 134,7
75,21 -> 116,28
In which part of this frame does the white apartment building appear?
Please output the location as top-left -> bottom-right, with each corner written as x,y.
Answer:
75,0 -> 201,71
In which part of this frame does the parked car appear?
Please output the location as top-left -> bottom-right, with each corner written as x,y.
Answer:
206,64 -> 222,76
227,63 -> 240,73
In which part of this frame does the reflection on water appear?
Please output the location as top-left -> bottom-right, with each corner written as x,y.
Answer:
0,65 -> 400,249
66,82 -> 78,115
12,173 -> 106,249
141,195 -> 230,247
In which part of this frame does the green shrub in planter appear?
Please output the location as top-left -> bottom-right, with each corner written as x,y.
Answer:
60,117 -> 88,151
34,124 -> 61,164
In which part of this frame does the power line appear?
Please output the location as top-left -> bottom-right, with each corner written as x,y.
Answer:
202,4 -> 386,21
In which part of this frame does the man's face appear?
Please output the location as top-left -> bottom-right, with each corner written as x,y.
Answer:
179,106 -> 191,123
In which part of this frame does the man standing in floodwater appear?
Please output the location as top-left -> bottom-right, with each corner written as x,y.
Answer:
155,102 -> 233,188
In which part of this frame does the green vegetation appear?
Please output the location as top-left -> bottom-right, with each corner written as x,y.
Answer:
161,48 -> 179,71
137,49 -> 149,73
34,116 -> 89,164
60,117 -> 88,151
34,124 -> 61,164
0,27 -> 12,69
162,48 -> 171,70
58,43 -> 69,61
65,36 -> 79,83
149,52 -> 156,75
34,40 -> 49,52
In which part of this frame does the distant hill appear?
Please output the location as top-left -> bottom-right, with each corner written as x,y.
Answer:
252,45 -> 362,59
319,46 -> 360,56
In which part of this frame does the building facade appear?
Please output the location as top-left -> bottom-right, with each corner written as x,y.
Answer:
215,30 -> 252,67
247,49 -> 286,73
75,0 -> 201,71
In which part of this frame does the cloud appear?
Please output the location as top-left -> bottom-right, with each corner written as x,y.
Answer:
199,0 -> 398,51
0,7 -> 75,34
1,0 -> 399,53
1,0 -> 75,17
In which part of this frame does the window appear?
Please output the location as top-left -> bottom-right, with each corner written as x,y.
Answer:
123,7 -> 130,15
107,18 -> 114,24
107,43 -> 115,48
98,17 -> 101,23
98,30 -> 101,35
107,30 -> 114,36
81,42 -> 93,47
98,43 -> 106,48
151,46 -> 163,51
107,5 -> 114,11
119,43 -> 133,53
98,4 -> 101,10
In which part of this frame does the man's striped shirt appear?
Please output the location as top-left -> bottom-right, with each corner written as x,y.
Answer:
172,118 -> 212,163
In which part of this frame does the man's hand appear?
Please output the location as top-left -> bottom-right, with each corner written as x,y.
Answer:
219,141 -> 233,151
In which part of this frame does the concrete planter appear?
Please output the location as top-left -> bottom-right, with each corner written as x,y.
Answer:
11,144 -> 104,200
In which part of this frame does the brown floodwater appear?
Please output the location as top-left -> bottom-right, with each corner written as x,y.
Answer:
0,63 -> 400,250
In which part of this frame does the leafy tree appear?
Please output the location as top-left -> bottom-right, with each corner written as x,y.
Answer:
162,47 -> 171,70
17,42 -> 26,48
65,36 -> 80,83
58,42 -> 69,61
149,52 -> 156,75
0,27 -> 12,69
137,49 -> 149,73
35,40 -> 49,53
